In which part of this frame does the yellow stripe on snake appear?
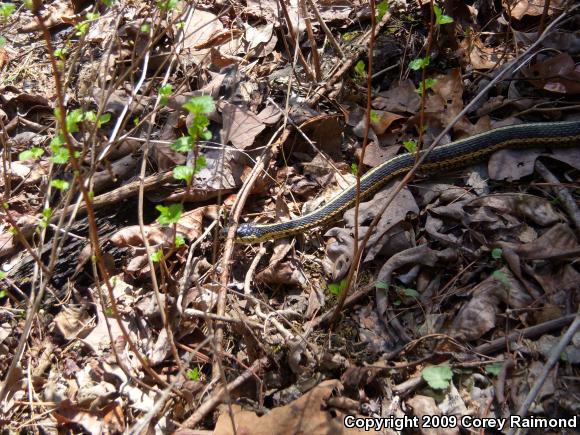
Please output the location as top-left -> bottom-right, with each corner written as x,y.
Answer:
235,121 -> 580,243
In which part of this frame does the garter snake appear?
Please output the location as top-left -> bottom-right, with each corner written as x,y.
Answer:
235,120 -> 580,243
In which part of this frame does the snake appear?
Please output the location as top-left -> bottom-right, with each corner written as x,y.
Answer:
235,120 -> 580,243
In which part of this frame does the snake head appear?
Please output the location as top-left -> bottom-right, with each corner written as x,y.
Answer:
235,223 -> 260,244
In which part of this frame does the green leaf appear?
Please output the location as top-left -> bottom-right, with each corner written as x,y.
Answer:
434,5 -> 453,26
492,269 -> 510,287
484,363 -> 503,377
194,155 -> 206,173
54,48 -> 67,59
86,12 -> 100,21
175,234 -> 185,247
50,179 -> 70,191
0,289 -> 6,298
159,83 -> 172,106
157,0 -> 178,11
173,165 -> 194,183
156,203 -> 182,226
403,288 -> 420,299
140,23 -> 151,33
329,279 -> 348,296
376,0 -> 389,21
354,60 -> 366,77
0,2 -> 16,19
97,113 -> 111,128
171,136 -> 194,153
186,367 -> 200,381
0,36 -> 6,48
422,365 -> 453,390
150,249 -> 163,262
50,145 -> 70,164
0,271 -> 6,279
183,95 -> 215,116
39,207 -> 52,229
66,108 -> 85,133
403,140 -> 417,153
409,56 -> 430,71
416,77 -> 437,95
351,163 -> 358,175
491,248 -> 502,259
50,132 -> 65,147
370,110 -> 379,123
18,147 -> 44,161
375,280 -> 389,290
75,21 -> 89,36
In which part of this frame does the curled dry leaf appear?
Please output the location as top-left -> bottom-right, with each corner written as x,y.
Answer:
426,69 -> 491,137
213,380 -> 377,435
496,223 -> 578,260
323,184 -> 418,280
459,36 -> 509,70
465,193 -> 560,226
256,240 -> 307,286
488,146 -> 580,181
54,305 -> 93,341
525,53 -> 580,94
451,267 -> 532,341
181,10 -> 224,65
507,0 -> 565,20
407,395 -> 459,435
376,245 -> 457,317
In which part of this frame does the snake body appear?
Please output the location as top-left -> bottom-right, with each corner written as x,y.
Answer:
236,121 -> 580,243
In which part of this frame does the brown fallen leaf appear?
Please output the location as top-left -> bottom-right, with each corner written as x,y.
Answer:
181,10 -> 224,65
373,80 -> 421,114
524,53 -> 580,94
407,395 -> 459,435
213,380 -> 379,435
220,102 -> 266,149
451,267 -> 533,341
465,193 -> 560,226
488,146 -> 580,181
507,0 -> 565,20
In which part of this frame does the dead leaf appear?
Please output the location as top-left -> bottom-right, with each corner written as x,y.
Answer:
54,305 -> 93,341
182,10 -> 224,65
459,36 -> 509,70
373,80 -> 421,114
465,194 -> 560,226
369,110 -> 404,135
451,267 -> 533,341
497,223 -> 578,260
507,0 -> 565,20
524,53 -> 580,94
220,102 -> 266,149
214,380 -> 377,435
20,1 -> 77,32
407,395 -> 459,435
488,146 -> 580,181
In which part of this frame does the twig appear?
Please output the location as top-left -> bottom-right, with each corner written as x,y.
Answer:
306,10 -> 392,107
300,0 -> 321,80
180,357 -> 269,429
473,314 -> 576,355
332,0 -> 378,326
507,311 -> 579,435
534,160 -> 580,231
214,127 -> 288,378
304,0 -> 345,58
244,247 -> 266,294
